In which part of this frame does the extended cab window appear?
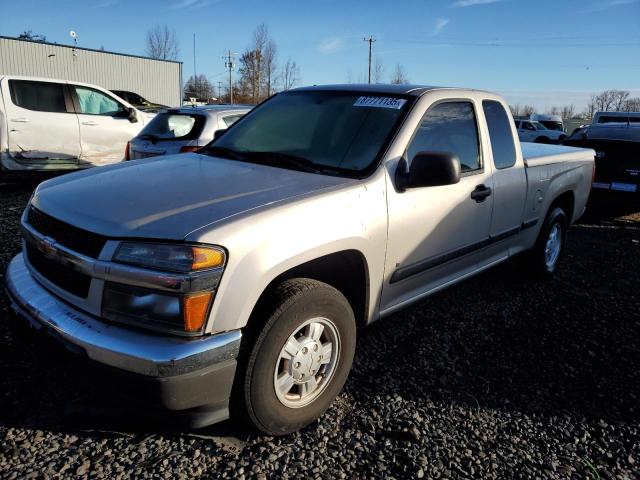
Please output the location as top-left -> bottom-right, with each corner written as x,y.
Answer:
483,100 -> 516,169
10,80 -> 67,113
407,101 -> 480,172
74,86 -> 124,116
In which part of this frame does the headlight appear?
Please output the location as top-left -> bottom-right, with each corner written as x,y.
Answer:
104,242 -> 226,335
103,282 -> 214,336
113,242 -> 225,272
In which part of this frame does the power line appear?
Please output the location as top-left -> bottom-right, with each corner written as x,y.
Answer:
363,36 -> 376,84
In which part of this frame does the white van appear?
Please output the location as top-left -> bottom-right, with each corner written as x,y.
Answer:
0,75 -> 150,172
531,114 -> 564,132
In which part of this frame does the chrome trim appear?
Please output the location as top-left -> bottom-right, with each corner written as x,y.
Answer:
5,254 -> 241,377
21,223 -> 223,293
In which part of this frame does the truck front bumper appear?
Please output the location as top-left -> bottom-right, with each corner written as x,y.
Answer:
4,254 -> 241,427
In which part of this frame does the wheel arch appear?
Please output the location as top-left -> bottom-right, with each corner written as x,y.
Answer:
244,249 -> 371,337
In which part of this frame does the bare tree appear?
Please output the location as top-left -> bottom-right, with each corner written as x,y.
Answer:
184,74 -> 213,100
583,95 -> 597,119
390,63 -> 409,84
623,97 -> 640,112
238,23 -> 271,103
612,90 -> 630,111
522,105 -> 536,116
263,39 -> 277,97
510,104 -> 522,117
146,25 -> 179,60
281,57 -> 300,90
547,106 -> 560,116
373,57 -> 385,84
561,105 -> 576,119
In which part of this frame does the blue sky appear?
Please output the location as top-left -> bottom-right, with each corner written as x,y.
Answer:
1,0 -> 639,111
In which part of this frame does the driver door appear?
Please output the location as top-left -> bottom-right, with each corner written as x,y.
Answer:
71,85 -> 142,166
381,100 -> 494,313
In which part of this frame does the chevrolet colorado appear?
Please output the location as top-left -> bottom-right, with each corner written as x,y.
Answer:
5,84 -> 595,435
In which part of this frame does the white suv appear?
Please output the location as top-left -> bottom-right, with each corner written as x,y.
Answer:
515,120 -> 567,144
0,75 -> 150,172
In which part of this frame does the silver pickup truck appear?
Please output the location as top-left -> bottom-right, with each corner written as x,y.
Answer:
5,84 -> 594,435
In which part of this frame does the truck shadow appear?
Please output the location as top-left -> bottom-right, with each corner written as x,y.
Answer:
347,218 -> 640,425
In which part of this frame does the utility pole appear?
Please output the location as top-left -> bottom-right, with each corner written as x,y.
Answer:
363,36 -> 376,84
193,34 -> 197,99
217,81 -> 223,101
223,50 -> 236,104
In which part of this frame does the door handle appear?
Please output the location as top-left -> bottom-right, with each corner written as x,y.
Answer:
10,117 -> 30,123
471,184 -> 492,203
82,121 -> 98,126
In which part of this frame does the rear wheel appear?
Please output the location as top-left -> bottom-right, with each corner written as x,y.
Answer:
241,279 -> 356,435
526,206 -> 568,276
535,136 -> 551,144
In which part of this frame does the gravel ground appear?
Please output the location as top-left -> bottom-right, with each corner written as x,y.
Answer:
0,180 -> 639,479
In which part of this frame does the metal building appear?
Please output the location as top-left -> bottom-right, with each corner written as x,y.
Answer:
0,36 -> 182,107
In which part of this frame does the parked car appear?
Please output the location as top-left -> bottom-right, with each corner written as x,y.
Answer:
563,122 -> 640,193
530,113 -> 564,132
127,105 -> 251,160
515,119 -> 567,144
110,90 -> 169,113
6,84 -> 594,435
592,111 -> 640,125
0,75 -> 151,172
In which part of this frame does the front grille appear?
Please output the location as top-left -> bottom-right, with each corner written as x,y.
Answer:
25,244 -> 91,298
26,206 -> 107,258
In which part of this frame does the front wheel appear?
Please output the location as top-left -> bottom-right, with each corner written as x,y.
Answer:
241,279 -> 356,435
526,206 -> 568,276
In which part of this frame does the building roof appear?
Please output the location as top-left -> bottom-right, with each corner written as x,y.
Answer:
0,35 -> 182,64
290,83 -> 443,96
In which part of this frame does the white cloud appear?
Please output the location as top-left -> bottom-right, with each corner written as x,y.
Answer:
432,18 -> 450,36
586,0 -> 639,11
452,0 -> 503,7
167,0 -> 213,10
318,37 -> 343,54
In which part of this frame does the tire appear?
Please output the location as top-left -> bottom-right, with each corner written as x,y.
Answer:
526,206 -> 568,277
557,135 -> 567,144
535,136 -> 551,144
240,278 -> 356,435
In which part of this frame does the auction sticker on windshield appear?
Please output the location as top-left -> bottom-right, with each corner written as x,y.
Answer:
353,96 -> 407,109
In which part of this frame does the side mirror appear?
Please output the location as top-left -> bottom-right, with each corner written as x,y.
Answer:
128,107 -> 138,123
396,151 -> 461,191
213,128 -> 227,139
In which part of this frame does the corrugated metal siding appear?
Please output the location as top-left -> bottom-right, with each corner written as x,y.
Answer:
0,37 -> 181,107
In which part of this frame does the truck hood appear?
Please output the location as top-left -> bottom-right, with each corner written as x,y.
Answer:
32,153 -> 355,240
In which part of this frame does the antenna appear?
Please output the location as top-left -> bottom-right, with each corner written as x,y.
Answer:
69,30 -> 78,58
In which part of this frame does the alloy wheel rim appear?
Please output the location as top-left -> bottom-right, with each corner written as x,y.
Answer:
273,317 -> 340,408
544,223 -> 562,269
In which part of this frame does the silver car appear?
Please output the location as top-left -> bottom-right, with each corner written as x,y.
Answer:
127,105 -> 251,159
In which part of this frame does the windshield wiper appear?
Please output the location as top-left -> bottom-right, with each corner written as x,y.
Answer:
244,151 -> 323,174
199,145 -> 246,160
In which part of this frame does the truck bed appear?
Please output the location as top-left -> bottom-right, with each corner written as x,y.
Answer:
522,142 -> 595,167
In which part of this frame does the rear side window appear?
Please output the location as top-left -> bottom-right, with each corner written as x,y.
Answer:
139,113 -> 206,141
74,86 -> 124,116
407,101 -> 480,172
222,113 -> 244,127
483,100 -> 516,169
9,80 -> 67,113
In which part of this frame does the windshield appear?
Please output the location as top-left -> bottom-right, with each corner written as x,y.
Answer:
534,122 -> 547,131
539,120 -> 563,131
205,91 -> 410,176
